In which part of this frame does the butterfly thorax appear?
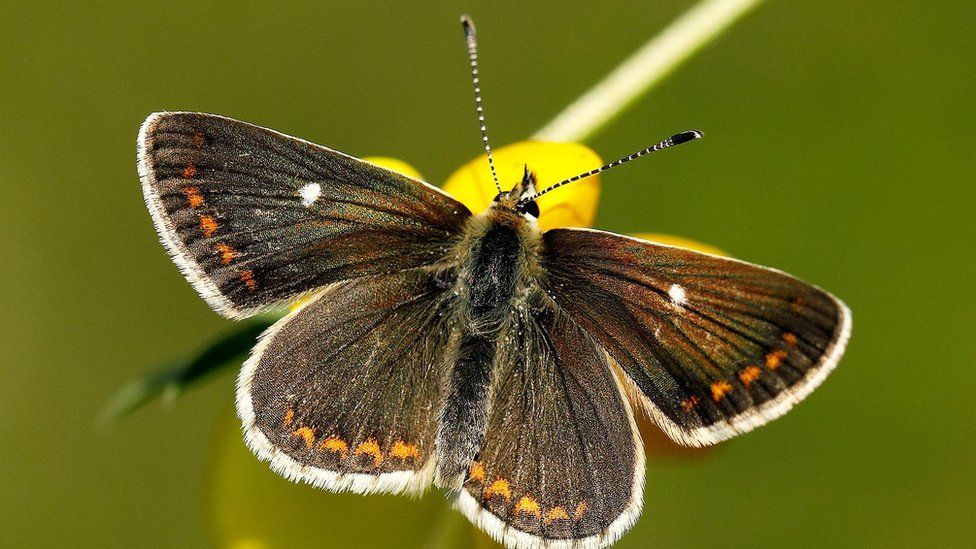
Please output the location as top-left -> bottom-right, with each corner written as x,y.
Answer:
454,205 -> 542,324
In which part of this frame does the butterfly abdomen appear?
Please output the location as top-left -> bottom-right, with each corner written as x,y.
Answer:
435,214 -> 538,490
435,331 -> 495,490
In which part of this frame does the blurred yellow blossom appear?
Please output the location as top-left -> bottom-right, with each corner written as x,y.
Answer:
442,141 -> 601,231
363,156 -> 426,181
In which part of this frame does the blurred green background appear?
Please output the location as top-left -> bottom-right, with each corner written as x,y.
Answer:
2,1 -> 973,547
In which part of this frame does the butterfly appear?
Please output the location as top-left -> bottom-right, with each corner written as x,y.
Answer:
137,15 -> 850,549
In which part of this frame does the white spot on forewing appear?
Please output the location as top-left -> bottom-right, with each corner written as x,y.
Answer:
299,183 -> 321,206
668,283 -> 687,306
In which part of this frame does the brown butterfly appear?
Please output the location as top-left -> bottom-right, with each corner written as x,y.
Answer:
137,16 -> 850,549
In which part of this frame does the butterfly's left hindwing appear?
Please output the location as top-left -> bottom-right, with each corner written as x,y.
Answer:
541,228 -> 851,447
456,302 -> 644,548
237,269 -> 455,495
138,112 -> 470,319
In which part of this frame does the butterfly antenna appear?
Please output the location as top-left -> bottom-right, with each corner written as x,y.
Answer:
519,130 -> 704,203
461,15 -> 501,193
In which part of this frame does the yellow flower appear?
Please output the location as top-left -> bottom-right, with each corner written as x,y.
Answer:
440,142 -> 724,255
383,142 -> 724,254
441,141 -> 601,231
225,142 -> 723,547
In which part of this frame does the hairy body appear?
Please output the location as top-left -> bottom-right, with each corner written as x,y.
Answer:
435,178 -> 543,489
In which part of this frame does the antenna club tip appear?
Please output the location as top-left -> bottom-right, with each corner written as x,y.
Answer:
672,130 -> 703,144
460,15 -> 475,34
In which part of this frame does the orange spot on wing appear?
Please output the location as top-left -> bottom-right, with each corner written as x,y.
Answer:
192,131 -> 206,147
469,461 -> 486,483
292,427 -> 316,449
199,215 -> 218,237
239,270 -> 258,291
546,506 -> 570,524
320,436 -> 349,460
215,242 -> 238,264
783,332 -> 798,347
574,502 -> 589,519
182,164 -> 197,178
390,441 -> 420,461
765,349 -> 788,370
711,380 -> 733,401
181,186 -> 204,208
791,297 -> 806,312
514,496 -> 541,518
681,395 -> 700,412
283,408 -> 294,428
484,479 -> 511,502
354,439 -> 384,467
739,366 -> 762,387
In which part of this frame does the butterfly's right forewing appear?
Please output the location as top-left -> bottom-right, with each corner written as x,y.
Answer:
541,228 -> 850,447
138,112 -> 470,318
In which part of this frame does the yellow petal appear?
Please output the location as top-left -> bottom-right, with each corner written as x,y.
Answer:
630,233 -> 729,257
288,295 -> 314,312
361,156 -> 425,181
442,141 -> 602,231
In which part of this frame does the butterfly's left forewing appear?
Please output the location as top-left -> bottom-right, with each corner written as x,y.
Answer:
138,112 -> 470,319
456,302 -> 644,548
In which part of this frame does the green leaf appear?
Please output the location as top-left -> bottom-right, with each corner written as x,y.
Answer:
100,317 -> 275,424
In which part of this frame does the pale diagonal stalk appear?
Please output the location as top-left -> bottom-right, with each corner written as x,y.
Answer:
533,0 -> 766,143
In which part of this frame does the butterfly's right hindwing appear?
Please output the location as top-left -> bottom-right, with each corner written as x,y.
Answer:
138,112 -> 470,318
455,302 -> 644,548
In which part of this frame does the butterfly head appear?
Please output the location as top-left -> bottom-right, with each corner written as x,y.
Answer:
492,165 -> 540,220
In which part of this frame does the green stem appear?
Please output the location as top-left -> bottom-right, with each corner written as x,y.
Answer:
533,0 -> 766,143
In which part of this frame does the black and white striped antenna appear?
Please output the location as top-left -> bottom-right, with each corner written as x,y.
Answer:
519,130 -> 704,203
460,15 -> 501,193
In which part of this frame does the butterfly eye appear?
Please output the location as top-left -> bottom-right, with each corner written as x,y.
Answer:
516,200 -> 540,218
